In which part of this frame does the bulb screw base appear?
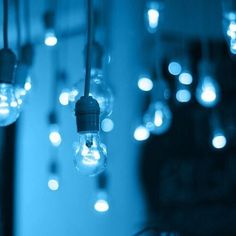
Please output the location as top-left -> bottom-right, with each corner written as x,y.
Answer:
0,48 -> 17,84
75,96 -> 100,132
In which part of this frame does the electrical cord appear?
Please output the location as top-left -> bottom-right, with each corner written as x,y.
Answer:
84,0 -> 93,97
24,0 -> 31,43
14,0 -> 21,57
3,0 -> 9,49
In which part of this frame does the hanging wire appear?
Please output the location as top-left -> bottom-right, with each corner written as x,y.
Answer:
51,48 -> 60,112
24,0 -> 31,43
14,0 -> 21,57
3,0 -> 9,49
84,0 -> 93,97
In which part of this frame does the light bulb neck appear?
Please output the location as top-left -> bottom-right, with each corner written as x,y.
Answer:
0,48 -> 17,84
75,96 -> 100,132
44,11 -> 55,30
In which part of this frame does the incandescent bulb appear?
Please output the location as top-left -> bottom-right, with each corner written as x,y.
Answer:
212,133 -> 227,149
70,70 -> 114,118
48,177 -> 59,191
74,132 -> 107,176
144,101 -> 172,135
44,29 -> 57,47
196,76 -> 219,107
0,84 -> 20,126
49,124 -> 62,147
94,191 -> 109,213
145,1 -> 162,33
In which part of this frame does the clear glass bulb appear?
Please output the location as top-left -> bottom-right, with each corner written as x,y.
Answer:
69,70 -> 114,118
144,101 -> 172,135
73,132 -> 107,176
0,83 -> 20,126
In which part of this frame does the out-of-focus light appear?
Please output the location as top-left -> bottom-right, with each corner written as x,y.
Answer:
178,72 -> 193,85
101,118 -> 114,132
144,101 -> 172,135
227,21 -> 236,38
59,90 -> 70,106
137,77 -> 153,91
94,199 -> 109,213
212,133 -> 227,149
230,38 -> 236,54
196,76 -> 219,107
48,178 -> 59,191
24,80 -> 32,91
49,126 -> 62,147
168,61 -> 182,76
147,8 -> 159,30
133,125 -> 150,141
176,89 -> 191,103
44,31 -> 57,47
154,110 -> 163,127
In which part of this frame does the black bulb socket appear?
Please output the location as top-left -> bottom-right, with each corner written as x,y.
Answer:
48,111 -> 57,124
75,96 -> 100,133
43,11 -> 55,29
0,48 -> 17,84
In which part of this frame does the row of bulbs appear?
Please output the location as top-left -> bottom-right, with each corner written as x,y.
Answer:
133,1 -> 226,150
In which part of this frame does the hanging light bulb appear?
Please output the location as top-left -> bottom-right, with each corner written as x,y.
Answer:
209,112 -> 227,150
94,172 -> 109,213
0,0 -> 21,126
0,49 -> 20,126
222,1 -> 236,54
196,60 -> 220,108
94,191 -> 109,213
48,112 -> 62,147
74,96 -> 107,176
144,101 -> 172,135
143,76 -> 172,135
145,1 -> 163,33
48,161 -> 60,191
43,11 -> 57,47
73,0 -> 107,176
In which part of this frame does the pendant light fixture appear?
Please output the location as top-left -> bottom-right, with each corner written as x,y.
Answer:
143,69 -> 172,135
94,173 -> 109,213
0,0 -> 20,126
73,0 -> 107,177
43,10 -> 58,47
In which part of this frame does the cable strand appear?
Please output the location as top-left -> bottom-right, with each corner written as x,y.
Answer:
14,0 -> 21,57
3,0 -> 9,49
84,0 -> 93,97
24,0 -> 31,43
